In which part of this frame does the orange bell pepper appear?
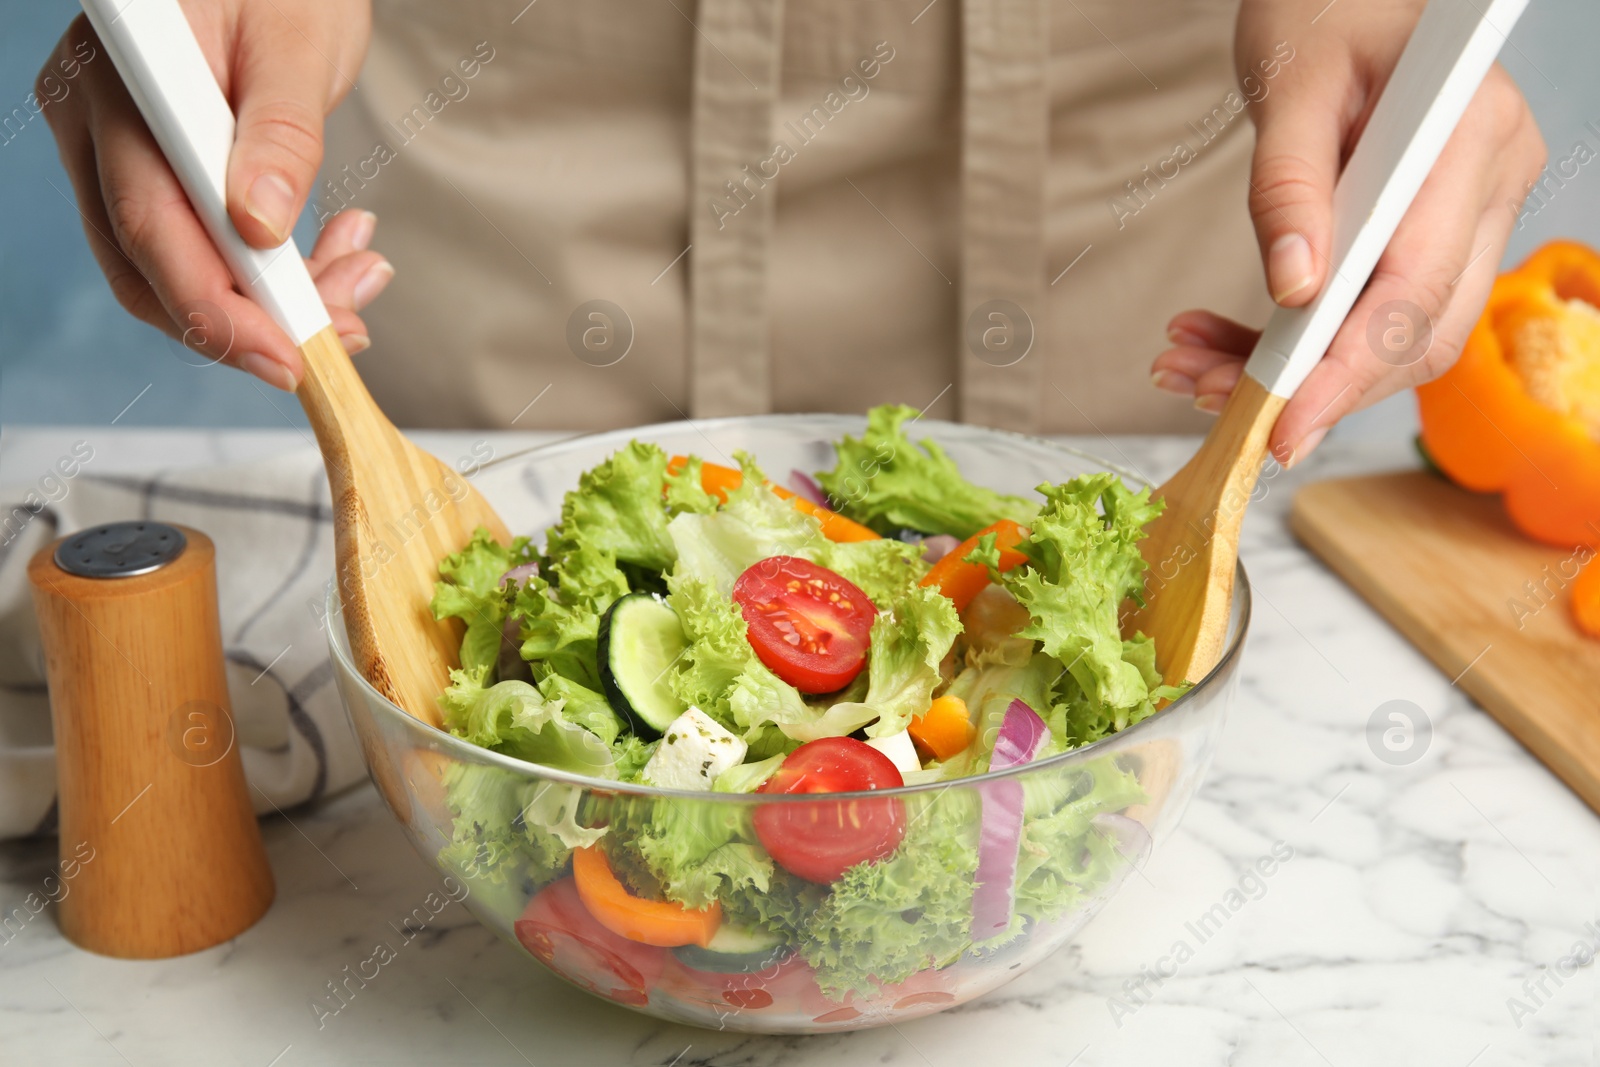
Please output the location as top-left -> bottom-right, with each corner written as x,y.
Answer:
571,845 -> 720,947
1418,241 -> 1600,546
1575,557 -> 1600,637
909,695 -> 975,760
1416,241 -> 1600,636
666,456 -> 880,543
918,520 -> 1030,612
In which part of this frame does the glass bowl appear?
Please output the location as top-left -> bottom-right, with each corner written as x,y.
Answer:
326,414 -> 1248,1034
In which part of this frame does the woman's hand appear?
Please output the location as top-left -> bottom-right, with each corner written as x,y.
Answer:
1151,0 -> 1546,464
40,0 -> 386,390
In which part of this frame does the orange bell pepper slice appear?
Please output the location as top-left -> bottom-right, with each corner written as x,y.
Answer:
909,695 -> 975,761
666,456 -> 880,543
918,519 -> 1030,612
571,845 -> 720,948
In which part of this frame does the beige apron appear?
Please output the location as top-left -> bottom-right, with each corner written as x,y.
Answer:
325,0 -> 1271,433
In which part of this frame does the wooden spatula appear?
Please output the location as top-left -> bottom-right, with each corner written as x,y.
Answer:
82,0 -> 509,728
1128,0 -> 1530,688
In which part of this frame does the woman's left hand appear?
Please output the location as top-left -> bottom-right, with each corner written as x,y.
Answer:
1150,0 -> 1546,464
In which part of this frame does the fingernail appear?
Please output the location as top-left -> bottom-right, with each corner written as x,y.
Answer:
1152,370 -> 1197,394
244,174 -> 296,243
1269,233 -> 1315,303
1287,426 -> 1329,468
350,210 -> 377,251
1194,393 -> 1225,415
354,259 -> 394,309
238,352 -> 299,391
341,333 -> 371,354
1166,326 -> 1207,348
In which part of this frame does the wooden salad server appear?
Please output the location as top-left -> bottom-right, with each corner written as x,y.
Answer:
1129,0 -> 1530,688
82,0 -> 509,728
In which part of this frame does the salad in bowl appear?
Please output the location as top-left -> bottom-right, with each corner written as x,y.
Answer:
328,409 -> 1246,1032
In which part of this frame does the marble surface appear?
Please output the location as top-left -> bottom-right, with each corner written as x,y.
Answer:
3,425 -> 1598,1067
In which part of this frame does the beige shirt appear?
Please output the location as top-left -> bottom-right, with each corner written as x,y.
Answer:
324,0 -> 1273,434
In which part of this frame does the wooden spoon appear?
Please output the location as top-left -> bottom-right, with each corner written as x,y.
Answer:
1128,0 -> 1529,688
83,0 -> 509,727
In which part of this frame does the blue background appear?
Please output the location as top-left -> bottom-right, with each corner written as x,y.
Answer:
3,0 -> 1598,429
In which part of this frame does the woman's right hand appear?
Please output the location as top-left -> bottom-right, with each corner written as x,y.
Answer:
40,0 -> 387,390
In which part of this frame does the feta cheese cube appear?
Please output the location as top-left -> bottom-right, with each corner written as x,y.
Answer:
643,707 -> 748,790
864,730 -> 922,776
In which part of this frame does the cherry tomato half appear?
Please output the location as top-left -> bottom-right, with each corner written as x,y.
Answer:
754,738 -> 906,883
731,556 -> 874,693
515,877 -> 667,1007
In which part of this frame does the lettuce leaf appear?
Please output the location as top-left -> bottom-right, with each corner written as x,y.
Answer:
535,674 -> 626,747
510,537 -> 630,690
667,451 -> 928,607
545,440 -> 677,573
438,668 -> 619,779
802,788 -> 981,996
799,752 -> 1149,997
996,474 -> 1172,719
431,528 -> 534,676
436,761 -> 607,920
663,454 -> 721,516
665,453 -> 823,594
502,441 -> 686,688
598,794 -> 772,911
822,536 -> 928,609
663,575 -> 759,729
815,404 -> 1038,538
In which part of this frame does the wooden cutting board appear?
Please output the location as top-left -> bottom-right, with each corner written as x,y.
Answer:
1291,470 -> 1600,810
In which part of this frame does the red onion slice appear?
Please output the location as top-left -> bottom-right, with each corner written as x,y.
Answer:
918,534 -> 960,564
972,699 -> 1051,941
497,615 -> 533,683
991,698 -> 1051,770
787,469 -> 829,507
971,777 -> 1025,939
501,562 -> 539,587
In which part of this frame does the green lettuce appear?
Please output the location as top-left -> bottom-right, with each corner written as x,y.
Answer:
802,788 -> 982,996
665,571 -> 809,756
545,440 -> 677,573
822,536 -> 928,609
662,454 -> 721,516
511,562 -> 626,690
815,404 -> 1038,538
663,575 -> 760,729
438,668 -> 619,779
505,441 -> 688,688
667,451 -> 928,607
597,794 -> 771,911
712,752 -> 785,792
597,792 -> 824,948
987,474 -> 1184,730
436,761 -> 605,911
800,753 -> 1148,997
535,674 -> 625,746
431,528 -> 533,676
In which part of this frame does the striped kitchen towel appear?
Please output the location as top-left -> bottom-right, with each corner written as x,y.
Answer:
0,450 -> 367,839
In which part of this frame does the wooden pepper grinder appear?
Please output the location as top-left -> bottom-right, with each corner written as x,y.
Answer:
28,522 -> 274,957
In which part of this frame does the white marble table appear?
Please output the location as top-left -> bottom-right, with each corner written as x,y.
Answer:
2,425 -> 1596,1067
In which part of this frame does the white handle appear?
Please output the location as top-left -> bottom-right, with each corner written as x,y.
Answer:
80,0 -> 331,345
1244,0 -> 1529,398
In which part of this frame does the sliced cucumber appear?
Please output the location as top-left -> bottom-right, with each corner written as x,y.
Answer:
597,593 -> 688,737
673,923 -> 794,974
